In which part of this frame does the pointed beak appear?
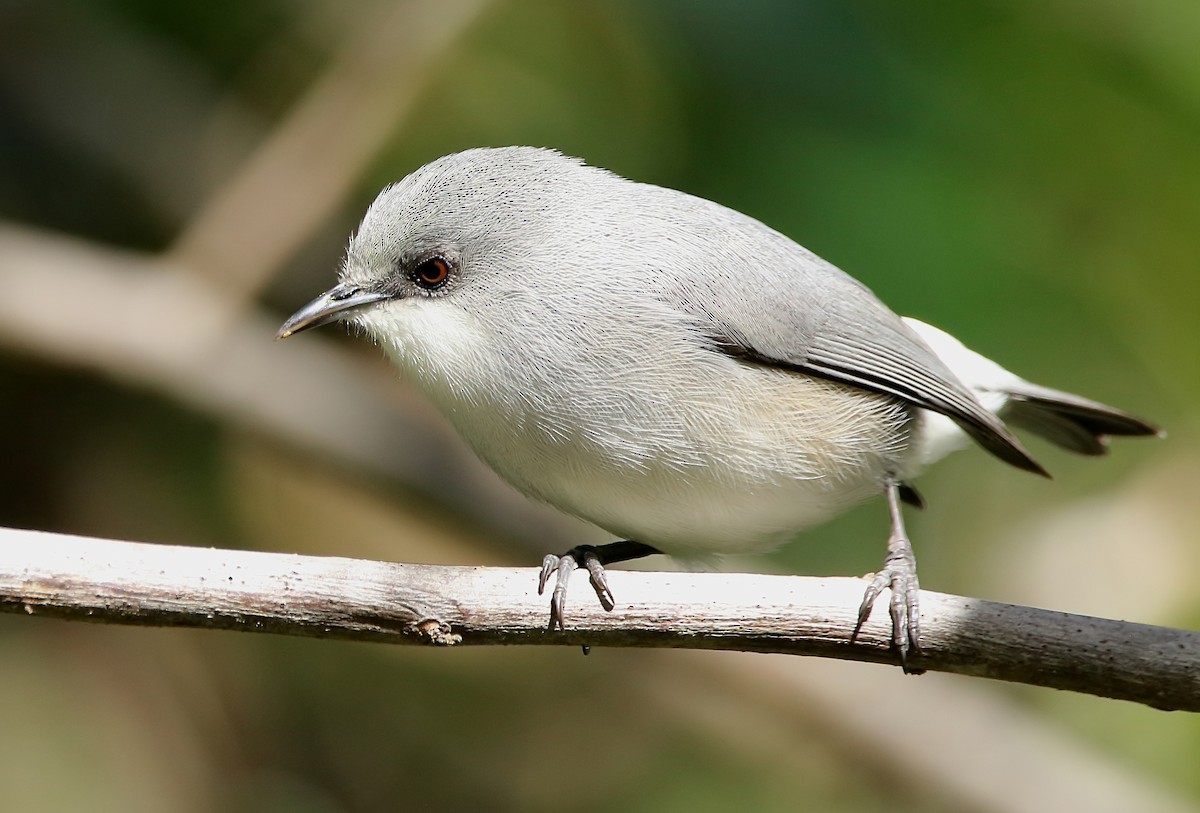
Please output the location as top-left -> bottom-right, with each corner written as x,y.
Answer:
276,284 -> 391,340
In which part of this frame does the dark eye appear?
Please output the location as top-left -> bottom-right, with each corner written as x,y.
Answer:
413,256 -> 451,290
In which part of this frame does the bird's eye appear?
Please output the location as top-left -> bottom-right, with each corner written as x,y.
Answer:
413,256 -> 452,290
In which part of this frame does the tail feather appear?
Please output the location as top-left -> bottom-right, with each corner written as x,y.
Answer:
901,317 -> 1162,469
1001,383 -> 1162,457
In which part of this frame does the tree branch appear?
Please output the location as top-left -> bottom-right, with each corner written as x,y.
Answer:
3,527 -> 1196,711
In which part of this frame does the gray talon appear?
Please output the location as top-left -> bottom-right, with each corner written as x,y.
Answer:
535,541 -> 660,630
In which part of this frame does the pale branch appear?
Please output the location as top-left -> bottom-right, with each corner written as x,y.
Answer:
2,527 -> 1196,711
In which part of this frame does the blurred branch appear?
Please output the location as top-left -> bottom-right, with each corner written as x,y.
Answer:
166,0 -> 491,302
3,527 -> 1197,712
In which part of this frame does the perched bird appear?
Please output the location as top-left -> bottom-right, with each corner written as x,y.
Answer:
279,147 -> 1159,666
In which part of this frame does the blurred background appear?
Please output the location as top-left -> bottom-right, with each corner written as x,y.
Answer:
1,0 -> 1198,810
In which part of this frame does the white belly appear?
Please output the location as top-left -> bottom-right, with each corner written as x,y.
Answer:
438,363 -> 912,556
373,303 -> 914,556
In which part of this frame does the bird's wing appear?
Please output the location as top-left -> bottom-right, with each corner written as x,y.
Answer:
694,250 -> 1046,476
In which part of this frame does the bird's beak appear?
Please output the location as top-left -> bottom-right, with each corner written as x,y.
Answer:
276,284 -> 390,340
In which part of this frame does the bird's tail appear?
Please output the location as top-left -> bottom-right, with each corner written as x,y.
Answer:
1000,382 -> 1161,456
901,317 -> 1161,467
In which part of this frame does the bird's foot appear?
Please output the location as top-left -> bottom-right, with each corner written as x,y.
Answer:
536,540 -> 660,630
853,478 -> 924,673
853,540 -> 922,672
538,546 -> 614,631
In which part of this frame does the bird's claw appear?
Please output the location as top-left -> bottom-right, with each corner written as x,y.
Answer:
537,546 -> 615,631
853,537 -> 923,673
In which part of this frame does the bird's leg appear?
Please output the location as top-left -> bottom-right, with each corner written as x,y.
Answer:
853,476 -> 924,672
538,540 -> 661,630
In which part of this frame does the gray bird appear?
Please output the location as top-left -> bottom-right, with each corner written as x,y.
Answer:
279,146 -> 1159,666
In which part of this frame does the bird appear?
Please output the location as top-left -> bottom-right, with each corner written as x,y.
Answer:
278,146 -> 1159,667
